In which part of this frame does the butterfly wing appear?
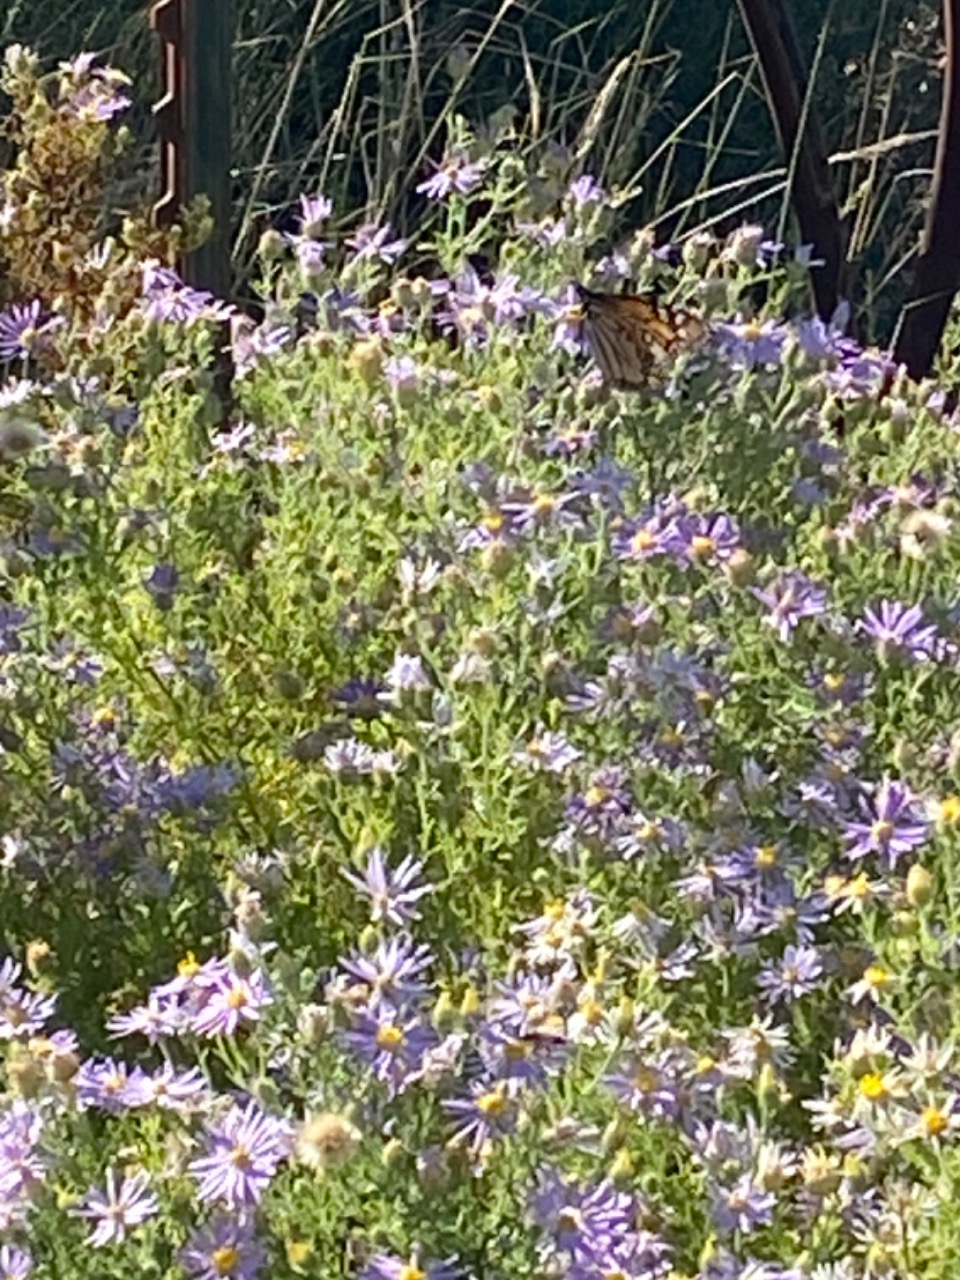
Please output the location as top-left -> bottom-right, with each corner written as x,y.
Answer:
574,283 -> 704,390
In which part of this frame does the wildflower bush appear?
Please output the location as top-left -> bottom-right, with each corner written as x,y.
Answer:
5,41 -> 960,1280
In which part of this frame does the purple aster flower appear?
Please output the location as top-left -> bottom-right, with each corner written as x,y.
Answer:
755,944 -> 823,1005
346,222 -> 408,264
0,302 -> 57,361
0,1100 -> 48,1221
567,174 -> 605,207
671,511 -> 741,565
416,155 -> 486,200
752,572 -> 828,642
180,1214 -> 265,1280
384,356 -> 421,401
552,285 -> 590,356
0,1244 -> 32,1280
331,677 -> 385,719
710,1174 -> 776,1235
513,727 -> 583,774
603,1055 -> 682,1120
338,936 -> 433,1012
842,777 -> 929,868
714,318 -> 787,369
488,274 -> 547,325
230,320 -> 292,377
0,960 -> 56,1040
75,1058 -> 154,1112
297,193 -> 333,237
188,966 -> 272,1038
824,349 -> 895,399
793,314 -> 860,363
613,501 -> 684,562
499,488 -> 584,535
341,1007 -> 437,1097
341,848 -> 434,925
568,1232 -> 673,1280
722,224 -> 782,267
381,652 -> 433,699
613,812 -> 685,863
76,1169 -> 158,1246
140,262 -> 233,325
143,563 -> 180,611
478,1016 -> 568,1087
442,1079 -> 518,1155
324,737 -> 399,778
60,56 -> 132,120
564,766 -> 633,844
570,457 -> 633,510
141,1064 -> 210,1112
744,885 -> 830,945
858,600 -> 939,662
363,1254 -> 462,1280
531,1169 -> 636,1264
485,972 -> 562,1037
294,238 -> 330,280
188,1101 -> 293,1209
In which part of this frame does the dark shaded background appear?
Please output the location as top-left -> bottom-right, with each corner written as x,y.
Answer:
0,0 -> 945,337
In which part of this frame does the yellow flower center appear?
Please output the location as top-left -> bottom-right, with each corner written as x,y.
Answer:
632,1066 -> 658,1093
940,795 -> 960,824
375,1024 -> 404,1052
399,1267 -> 426,1280
230,1144 -> 252,1171
863,965 -> 892,989
578,997 -> 603,1025
690,535 -> 715,558
477,1087 -> 508,1117
870,819 -> 895,844
859,1073 -> 889,1102
212,1246 -> 240,1275
755,845 -> 778,869
922,1106 -> 949,1136
630,529 -> 657,555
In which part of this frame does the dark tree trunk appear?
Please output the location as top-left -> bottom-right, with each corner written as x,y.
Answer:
737,0 -> 847,323
893,0 -> 960,380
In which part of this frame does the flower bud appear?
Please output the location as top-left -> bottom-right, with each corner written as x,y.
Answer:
258,229 -> 288,262
725,547 -> 755,587
349,337 -> 383,385
381,1137 -> 405,1167
432,991 -> 456,1032
905,863 -> 933,909
608,1147 -> 634,1184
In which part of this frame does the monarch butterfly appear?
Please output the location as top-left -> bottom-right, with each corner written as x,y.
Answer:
573,282 -> 706,390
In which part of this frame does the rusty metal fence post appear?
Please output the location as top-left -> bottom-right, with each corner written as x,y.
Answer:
151,0 -> 233,298
150,0 -> 235,412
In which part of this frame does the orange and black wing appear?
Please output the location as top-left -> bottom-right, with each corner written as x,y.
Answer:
574,283 -> 704,390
